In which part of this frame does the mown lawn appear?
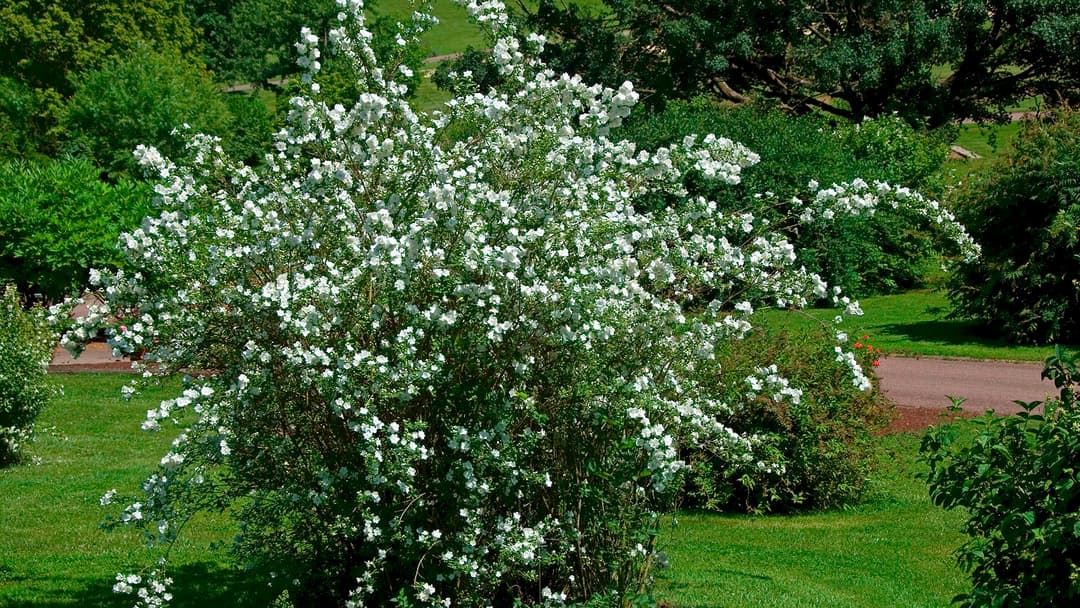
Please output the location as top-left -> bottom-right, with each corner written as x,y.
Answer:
655,433 -> 968,608
1,374 -> 969,607
759,289 -> 1074,362
0,374 -> 265,608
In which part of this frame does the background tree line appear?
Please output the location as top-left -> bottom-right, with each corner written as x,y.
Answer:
1,0 -> 1078,343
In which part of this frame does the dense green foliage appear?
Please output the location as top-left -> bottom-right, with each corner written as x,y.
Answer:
0,285 -> 55,466
623,99 -> 950,296
187,0 -> 342,84
949,111 -> 1080,344
61,46 -> 235,177
0,0 -> 199,156
0,76 -> 54,161
0,159 -> 153,301
922,348 -> 1080,607
187,0 -> 423,91
527,0 -> 1080,124
686,328 -> 892,512
432,46 -> 505,94
0,0 -> 198,97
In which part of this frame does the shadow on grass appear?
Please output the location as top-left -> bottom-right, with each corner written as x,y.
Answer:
6,562 -> 275,608
877,318 -> 1012,349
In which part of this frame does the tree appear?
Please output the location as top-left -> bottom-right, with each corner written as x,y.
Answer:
186,0 -> 422,92
0,0 -> 199,156
60,46 -> 234,178
527,0 -> 1080,125
0,0 -> 198,97
948,111 -> 1080,344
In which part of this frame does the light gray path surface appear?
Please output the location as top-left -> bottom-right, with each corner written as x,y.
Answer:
876,356 -> 1055,415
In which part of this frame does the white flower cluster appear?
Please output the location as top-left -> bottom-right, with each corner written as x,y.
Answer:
800,178 -> 981,262
112,570 -> 172,608
67,0 -> 979,605
746,364 -> 804,405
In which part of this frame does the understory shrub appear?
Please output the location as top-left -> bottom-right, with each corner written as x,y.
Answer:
0,284 -> 56,466
60,45 -> 234,178
922,348 -> 1080,607
0,159 -> 153,301
624,99 -> 952,297
948,111 -> 1080,344
685,328 -> 893,513
54,1 -> 978,606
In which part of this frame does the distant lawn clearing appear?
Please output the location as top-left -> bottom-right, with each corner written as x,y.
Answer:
759,290 -> 1073,362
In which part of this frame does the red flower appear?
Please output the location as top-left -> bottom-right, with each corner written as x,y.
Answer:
872,360 -> 881,367
854,342 -> 863,349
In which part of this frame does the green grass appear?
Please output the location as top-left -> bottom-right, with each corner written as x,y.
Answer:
655,434 -> 968,608
0,374 -> 264,608
759,290 -> 1074,362
377,1 -> 486,57
2,374 -> 970,607
952,121 -> 1023,161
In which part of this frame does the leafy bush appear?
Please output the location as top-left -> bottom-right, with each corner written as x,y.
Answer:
60,46 -> 233,178
0,284 -> 56,466
432,46 -> 505,94
0,159 -> 153,301
0,76 -> 59,162
624,99 -> 952,297
222,91 -> 275,166
57,3 -> 977,606
921,348 -> 1080,607
685,328 -> 893,513
948,111 -> 1080,344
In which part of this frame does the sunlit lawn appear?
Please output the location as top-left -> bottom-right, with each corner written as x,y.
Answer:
656,434 -> 967,608
1,374 -> 970,607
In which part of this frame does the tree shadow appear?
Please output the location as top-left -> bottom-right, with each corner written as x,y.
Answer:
878,318 -> 1015,349
11,562 -> 275,608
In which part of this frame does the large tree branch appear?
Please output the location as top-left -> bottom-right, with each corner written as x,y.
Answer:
711,78 -> 748,103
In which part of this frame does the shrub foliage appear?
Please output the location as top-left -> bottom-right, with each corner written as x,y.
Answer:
623,99 -> 951,297
0,284 -> 55,466
922,348 -> 1080,607
686,328 -> 893,513
949,111 -> 1080,344
0,159 -> 153,301
60,46 -> 234,178
55,2 -> 977,606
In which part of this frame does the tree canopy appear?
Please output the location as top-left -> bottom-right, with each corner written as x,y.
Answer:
0,0 -> 198,98
528,0 -> 1080,125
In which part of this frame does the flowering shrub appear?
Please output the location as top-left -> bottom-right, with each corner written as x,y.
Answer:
0,284 -> 56,466
622,99 -> 955,297
55,1 -> 979,606
683,329 -> 892,513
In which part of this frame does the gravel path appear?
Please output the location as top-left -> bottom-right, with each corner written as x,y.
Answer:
877,356 -> 1054,415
